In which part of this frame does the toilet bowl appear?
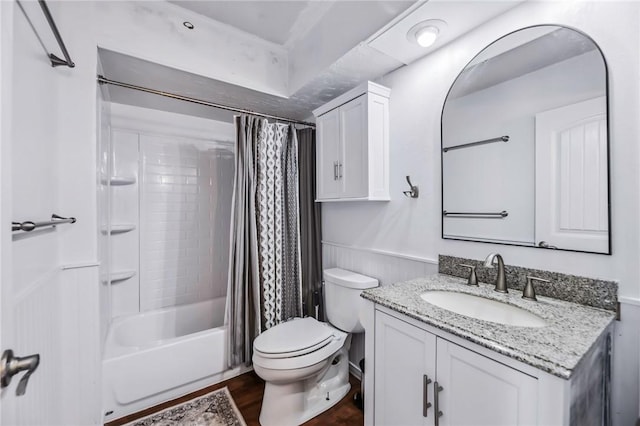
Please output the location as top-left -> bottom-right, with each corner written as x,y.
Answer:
252,268 -> 378,426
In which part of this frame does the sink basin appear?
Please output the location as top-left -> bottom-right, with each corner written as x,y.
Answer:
420,291 -> 547,328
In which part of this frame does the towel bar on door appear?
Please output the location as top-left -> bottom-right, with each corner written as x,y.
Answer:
12,214 -> 76,232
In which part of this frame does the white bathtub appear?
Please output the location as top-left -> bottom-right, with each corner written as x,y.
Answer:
102,297 -> 248,421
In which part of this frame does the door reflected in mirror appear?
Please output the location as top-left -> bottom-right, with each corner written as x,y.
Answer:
441,25 -> 610,254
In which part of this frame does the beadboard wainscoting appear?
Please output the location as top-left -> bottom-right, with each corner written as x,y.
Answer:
615,297 -> 640,424
321,242 -> 438,373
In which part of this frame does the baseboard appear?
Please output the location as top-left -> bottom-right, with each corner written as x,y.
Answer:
349,361 -> 362,381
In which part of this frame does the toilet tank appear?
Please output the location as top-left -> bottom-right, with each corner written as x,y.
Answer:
323,268 -> 378,333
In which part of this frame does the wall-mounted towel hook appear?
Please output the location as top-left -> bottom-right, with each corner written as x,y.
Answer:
403,176 -> 419,198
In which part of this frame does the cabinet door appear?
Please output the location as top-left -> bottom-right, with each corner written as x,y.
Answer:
436,338 -> 538,426
339,95 -> 368,198
316,108 -> 341,199
375,312 -> 436,426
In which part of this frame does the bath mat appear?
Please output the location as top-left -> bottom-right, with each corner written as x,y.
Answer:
124,387 -> 247,426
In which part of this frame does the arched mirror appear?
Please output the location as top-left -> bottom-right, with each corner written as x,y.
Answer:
441,25 -> 610,254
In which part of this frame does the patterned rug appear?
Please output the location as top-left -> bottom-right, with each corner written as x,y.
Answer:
124,387 -> 247,426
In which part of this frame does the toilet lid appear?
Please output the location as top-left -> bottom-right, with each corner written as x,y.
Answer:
254,317 -> 334,357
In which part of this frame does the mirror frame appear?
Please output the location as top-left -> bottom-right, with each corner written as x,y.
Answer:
440,25 -> 612,255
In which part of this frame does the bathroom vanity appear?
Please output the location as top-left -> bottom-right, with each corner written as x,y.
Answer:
361,274 -> 615,426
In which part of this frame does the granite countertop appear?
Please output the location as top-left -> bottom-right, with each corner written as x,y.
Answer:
361,274 -> 616,379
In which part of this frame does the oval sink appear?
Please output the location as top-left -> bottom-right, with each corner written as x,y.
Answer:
420,291 -> 547,328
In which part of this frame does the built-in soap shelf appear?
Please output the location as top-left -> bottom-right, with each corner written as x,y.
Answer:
101,176 -> 137,186
101,224 -> 136,235
102,270 -> 136,284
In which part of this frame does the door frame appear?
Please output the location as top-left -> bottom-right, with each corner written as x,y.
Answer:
0,1 -> 15,424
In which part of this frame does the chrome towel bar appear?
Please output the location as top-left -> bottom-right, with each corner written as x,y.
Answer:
12,214 -> 76,232
38,0 -> 75,67
443,135 -> 509,152
443,211 -> 508,218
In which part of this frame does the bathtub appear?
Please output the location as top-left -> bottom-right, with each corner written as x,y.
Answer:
102,297 -> 249,421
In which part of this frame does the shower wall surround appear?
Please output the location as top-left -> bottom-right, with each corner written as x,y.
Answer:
140,136 -> 233,311
110,130 -> 140,317
107,104 -> 234,318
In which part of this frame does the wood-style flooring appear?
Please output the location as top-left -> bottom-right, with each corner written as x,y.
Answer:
106,371 -> 363,426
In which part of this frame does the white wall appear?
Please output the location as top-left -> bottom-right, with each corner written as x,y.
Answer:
322,2 -> 640,425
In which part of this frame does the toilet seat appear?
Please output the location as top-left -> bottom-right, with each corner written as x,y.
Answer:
253,319 -> 348,371
255,336 -> 333,359
253,317 -> 334,358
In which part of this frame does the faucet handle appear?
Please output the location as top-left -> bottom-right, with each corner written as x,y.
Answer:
523,276 -> 550,301
459,264 -> 478,286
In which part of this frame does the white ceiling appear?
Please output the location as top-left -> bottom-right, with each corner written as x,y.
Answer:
368,0 -> 523,65
168,1 -> 331,47
100,1 -> 532,123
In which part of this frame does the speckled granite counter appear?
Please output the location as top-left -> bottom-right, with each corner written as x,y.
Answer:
361,274 -> 616,379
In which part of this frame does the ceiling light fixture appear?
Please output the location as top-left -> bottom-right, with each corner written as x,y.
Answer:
407,19 -> 447,49
415,26 -> 439,47
183,21 -> 194,30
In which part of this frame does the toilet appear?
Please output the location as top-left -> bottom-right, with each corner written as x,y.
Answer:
252,268 -> 378,426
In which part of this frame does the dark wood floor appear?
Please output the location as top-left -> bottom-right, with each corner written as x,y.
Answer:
106,371 -> 363,426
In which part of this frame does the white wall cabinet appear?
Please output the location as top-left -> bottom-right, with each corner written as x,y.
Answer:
374,311 -> 538,426
313,81 -> 390,201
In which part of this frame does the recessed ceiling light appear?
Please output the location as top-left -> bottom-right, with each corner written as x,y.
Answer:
183,21 -> 194,30
407,19 -> 447,49
415,26 -> 439,47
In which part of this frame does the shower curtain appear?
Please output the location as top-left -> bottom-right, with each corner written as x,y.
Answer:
227,115 -> 303,367
297,128 -> 324,321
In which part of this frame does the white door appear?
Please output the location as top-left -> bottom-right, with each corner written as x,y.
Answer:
1,2 -> 65,424
374,312 -> 436,426
535,97 -> 608,253
340,95 -> 368,198
436,338 -> 538,426
316,108 -> 342,200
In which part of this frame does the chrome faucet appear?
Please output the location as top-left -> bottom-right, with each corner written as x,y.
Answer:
483,253 -> 508,293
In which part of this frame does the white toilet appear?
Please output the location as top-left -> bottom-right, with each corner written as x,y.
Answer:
252,268 -> 378,426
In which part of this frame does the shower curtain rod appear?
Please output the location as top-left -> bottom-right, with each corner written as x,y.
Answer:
97,75 -> 316,128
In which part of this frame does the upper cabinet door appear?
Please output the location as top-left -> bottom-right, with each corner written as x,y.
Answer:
535,96 -> 609,253
436,338 -> 538,426
339,95 -> 368,198
316,108 -> 342,200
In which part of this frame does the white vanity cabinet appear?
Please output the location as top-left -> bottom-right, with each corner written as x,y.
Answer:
313,81 -> 390,201
374,311 -> 538,426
